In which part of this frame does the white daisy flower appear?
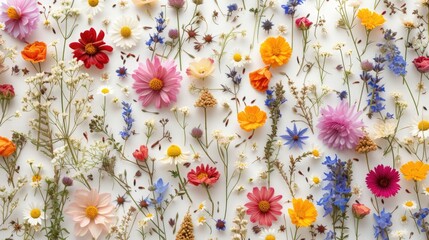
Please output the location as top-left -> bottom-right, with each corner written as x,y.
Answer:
402,200 -> 417,210
24,204 -> 44,227
97,85 -> 113,96
111,16 -> 143,50
310,175 -> 321,187
230,49 -> 248,68
161,144 -> 190,165
412,119 -> 429,140
259,228 -> 278,240
84,0 -> 104,17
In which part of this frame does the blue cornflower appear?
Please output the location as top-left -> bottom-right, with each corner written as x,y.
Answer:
262,19 -> 274,33
280,123 -> 309,149
227,3 -> 238,12
281,0 -> 305,15
338,90 -> 347,100
119,101 -> 134,140
116,66 -> 127,78
373,209 -> 392,240
215,219 -> 226,231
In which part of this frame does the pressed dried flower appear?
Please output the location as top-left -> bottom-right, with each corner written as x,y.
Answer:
259,36 -> 292,67
355,135 -> 377,153
357,8 -> 385,30
194,89 -> 217,108
400,161 -> 429,181
237,105 -> 267,131
176,212 -> 194,240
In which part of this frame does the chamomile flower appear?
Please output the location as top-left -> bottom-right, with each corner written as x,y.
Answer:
161,144 -> 190,165
310,146 -> 322,159
402,200 -> 417,210
412,119 -> 429,139
310,175 -> 321,187
84,0 -> 105,16
24,204 -> 44,227
400,214 -> 408,224
259,228 -> 279,240
230,49 -> 248,68
392,229 -> 407,239
196,201 -> 206,212
351,185 -> 363,198
197,215 -> 206,226
98,86 -> 113,96
111,16 -> 142,50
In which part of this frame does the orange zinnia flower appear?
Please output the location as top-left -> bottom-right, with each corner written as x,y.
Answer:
237,105 -> 267,131
0,136 -> 16,157
260,36 -> 292,67
400,161 -> 429,181
249,66 -> 272,92
21,41 -> 47,63
357,8 -> 385,30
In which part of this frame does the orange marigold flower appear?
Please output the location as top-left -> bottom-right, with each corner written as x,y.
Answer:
21,41 -> 47,63
259,36 -> 292,67
237,105 -> 267,131
0,136 -> 16,157
288,198 -> 318,227
249,66 -> 272,92
357,8 -> 385,30
400,161 -> 429,181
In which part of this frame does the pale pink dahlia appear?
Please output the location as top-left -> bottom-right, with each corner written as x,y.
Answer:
65,189 -> 116,239
0,0 -> 39,40
132,56 -> 182,108
317,101 -> 364,150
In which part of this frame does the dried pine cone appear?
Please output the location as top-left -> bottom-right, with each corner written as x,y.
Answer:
355,135 -> 377,153
176,212 -> 194,240
194,89 -> 217,108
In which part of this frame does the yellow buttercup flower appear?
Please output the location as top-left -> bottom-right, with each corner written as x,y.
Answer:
357,8 -> 385,30
400,161 -> 429,181
288,198 -> 317,227
237,105 -> 267,132
260,36 -> 292,67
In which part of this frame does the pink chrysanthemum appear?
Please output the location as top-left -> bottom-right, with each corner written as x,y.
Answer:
244,186 -> 282,226
132,56 -> 182,108
366,164 -> 401,198
0,0 -> 39,40
65,189 -> 116,239
317,101 -> 364,150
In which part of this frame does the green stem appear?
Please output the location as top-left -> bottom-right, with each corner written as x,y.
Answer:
176,9 -> 182,70
176,164 -> 193,203
402,76 -> 419,115
205,185 -> 215,216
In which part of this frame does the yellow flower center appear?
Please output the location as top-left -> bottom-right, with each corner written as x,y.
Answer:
88,0 -> 99,7
167,145 -> 182,157
405,201 -> 414,207
101,88 -> 110,94
84,43 -> 97,55
258,200 -> 271,213
265,235 -> 276,240
426,187 -> 429,193
198,216 -> 206,223
6,7 -> 20,20
233,53 -> 242,62
312,176 -> 320,184
197,172 -> 208,180
149,78 -> 163,91
418,120 -> 429,131
30,208 -> 41,219
32,174 -> 41,182
312,149 -> 320,157
401,215 -> 407,222
120,26 -> 132,38
85,206 -> 98,220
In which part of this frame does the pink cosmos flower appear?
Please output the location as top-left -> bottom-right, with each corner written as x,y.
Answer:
244,186 -> 282,226
0,0 -> 39,40
366,164 -> 400,198
317,101 -> 364,150
65,189 -> 116,239
132,56 -> 182,108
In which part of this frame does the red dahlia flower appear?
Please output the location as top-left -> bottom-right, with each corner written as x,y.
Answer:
187,164 -> 220,187
69,28 -> 113,69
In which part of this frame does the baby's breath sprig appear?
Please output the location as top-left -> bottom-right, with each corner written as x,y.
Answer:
215,25 -> 243,70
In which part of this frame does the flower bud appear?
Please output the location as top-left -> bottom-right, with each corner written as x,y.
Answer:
361,60 -> 374,72
295,17 -> 313,30
352,203 -> 370,219
0,84 -> 15,100
191,127 -> 203,139
168,0 -> 185,9
62,176 -> 73,186
168,29 -> 179,40
133,145 -> 149,161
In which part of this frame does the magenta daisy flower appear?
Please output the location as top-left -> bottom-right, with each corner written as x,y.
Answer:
0,0 -> 39,40
317,101 -> 364,150
244,186 -> 283,226
132,56 -> 182,108
366,164 -> 400,198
